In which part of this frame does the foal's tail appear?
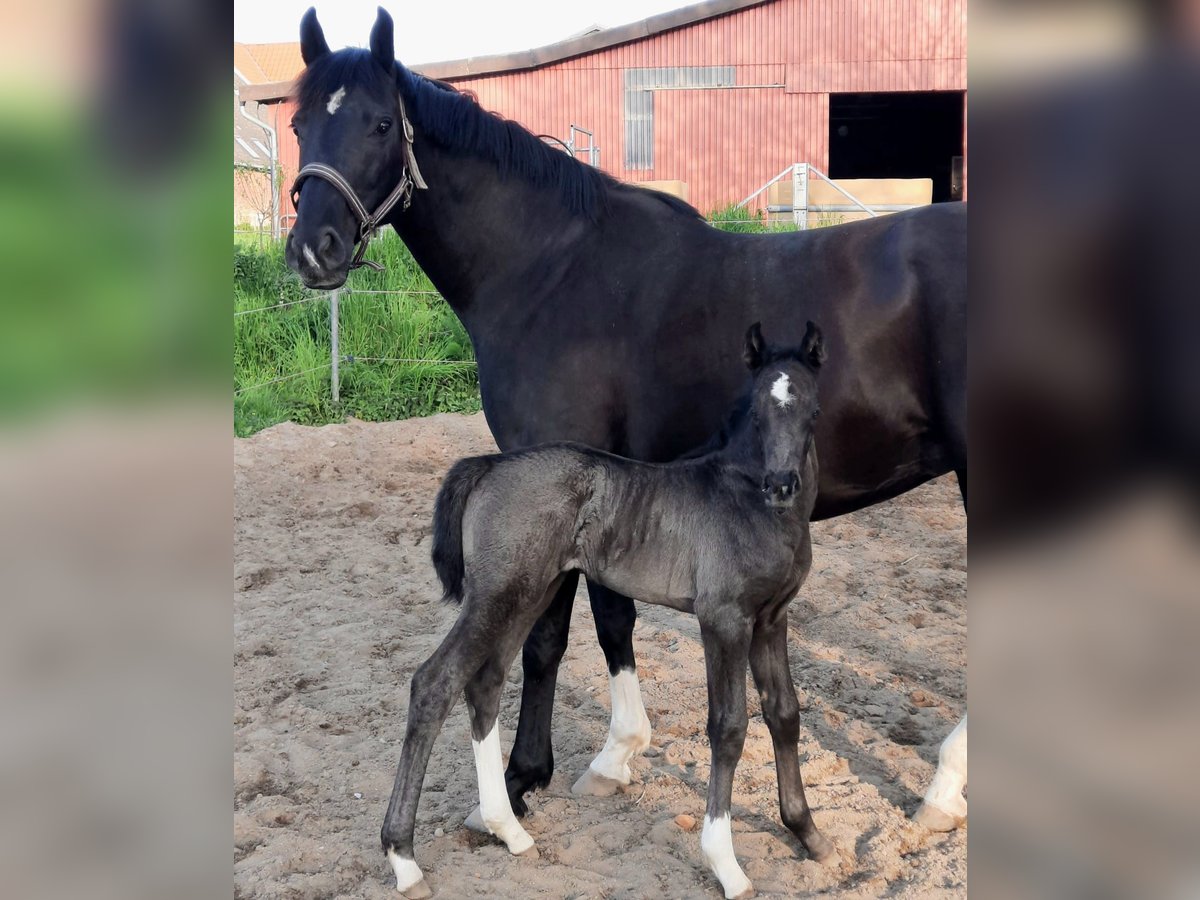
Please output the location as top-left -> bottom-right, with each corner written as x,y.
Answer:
431,455 -> 495,604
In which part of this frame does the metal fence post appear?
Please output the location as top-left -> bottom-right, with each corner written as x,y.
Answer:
793,163 -> 808,230
330,288 -> 340,404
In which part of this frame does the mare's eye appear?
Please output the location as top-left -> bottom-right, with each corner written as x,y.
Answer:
812,408 -> 821,420
376,119 -> 393,135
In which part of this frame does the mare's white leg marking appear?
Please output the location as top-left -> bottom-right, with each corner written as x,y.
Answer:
302,243 -> 320,271
386,848 -> 425,894
916,714 -> 967,828
770,372 -> 794,408
326,85 -> 346,115
701,813 -> 753,899
588,670 -> 652,783
473,724 -> 535,854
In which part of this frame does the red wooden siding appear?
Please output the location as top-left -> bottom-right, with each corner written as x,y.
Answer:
442,0 -> 966,211
269,0 -> 966,214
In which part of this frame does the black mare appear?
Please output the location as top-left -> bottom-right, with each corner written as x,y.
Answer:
384,323 -> 834,900
286,7 -> 968,834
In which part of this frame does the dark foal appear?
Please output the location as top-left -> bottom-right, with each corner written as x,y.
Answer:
382,323 -> 837,899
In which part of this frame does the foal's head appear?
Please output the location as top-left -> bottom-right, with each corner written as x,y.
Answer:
285,8 -> 408,288
742,321 -> 825,509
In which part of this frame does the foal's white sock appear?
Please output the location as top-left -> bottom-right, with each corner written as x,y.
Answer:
473,723 -> 535,854
701,813 -> 752,899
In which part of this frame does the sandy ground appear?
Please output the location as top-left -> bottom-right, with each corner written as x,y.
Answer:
234,413 -> 966,899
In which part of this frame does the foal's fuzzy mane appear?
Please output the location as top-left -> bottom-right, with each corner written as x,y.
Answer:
294,49 -> 704,222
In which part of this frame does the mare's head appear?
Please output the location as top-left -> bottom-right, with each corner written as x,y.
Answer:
742,321 -> 825,509
285,7 -> 408,288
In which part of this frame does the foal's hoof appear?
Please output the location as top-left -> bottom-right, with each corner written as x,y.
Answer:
913,802 -> 966,833
805,832 -> 839,866
515,844 -> 540,860
728,885 -> 755,900
463,806 -> 487,834
399,879 -> 432,899
571,768 -> 625,797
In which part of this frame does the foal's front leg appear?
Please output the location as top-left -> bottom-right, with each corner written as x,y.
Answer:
748,616 -> 836,863
698,615 -> 755,900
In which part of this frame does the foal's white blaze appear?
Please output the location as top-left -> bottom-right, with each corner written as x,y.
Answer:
302,243 -> 321,271
770,372 -> 794,409
386,848 -> 423,893
587,670 -> 652,783
472,723 -> 535,854
701,813 -> 753,899
326,85 -> 346,115
922,714 -> 968,819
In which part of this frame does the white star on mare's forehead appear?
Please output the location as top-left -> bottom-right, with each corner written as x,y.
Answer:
327,86 -> 346,115
770,372 -> 794,409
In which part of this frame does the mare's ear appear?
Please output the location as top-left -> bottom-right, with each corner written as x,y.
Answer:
743,322 -> 766,371
370,7 -> 395,72
300,8 -> 330,66
801,320 -> 826,369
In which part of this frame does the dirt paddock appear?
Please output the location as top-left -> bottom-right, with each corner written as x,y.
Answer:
235,413 -> 966,899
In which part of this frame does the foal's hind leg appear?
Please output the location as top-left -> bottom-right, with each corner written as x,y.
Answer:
748,616 -> 836,864
380,614 -> 494,897
697,613 -> 755,900
504,572 -> 578,815
461,603 -> 553,855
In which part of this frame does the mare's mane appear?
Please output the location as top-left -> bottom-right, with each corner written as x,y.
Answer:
294,49 -> 705,222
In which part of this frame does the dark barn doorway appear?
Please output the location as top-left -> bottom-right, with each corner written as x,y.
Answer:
829,91 -> 965,202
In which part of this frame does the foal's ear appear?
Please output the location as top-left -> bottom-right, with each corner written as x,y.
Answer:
743,322 -> 766,371
299,8 -> 330,66
370,7 -> 396,72
801,320 -> 826,369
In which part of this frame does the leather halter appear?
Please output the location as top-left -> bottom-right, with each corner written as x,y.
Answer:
289,91 -> 428,272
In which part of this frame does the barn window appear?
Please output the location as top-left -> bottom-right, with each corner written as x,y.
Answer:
624,67 -> 735,170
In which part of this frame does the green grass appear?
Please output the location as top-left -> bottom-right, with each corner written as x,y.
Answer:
233,206 -> 799,436
233,233 -> 479,436
707,203 -> 800,233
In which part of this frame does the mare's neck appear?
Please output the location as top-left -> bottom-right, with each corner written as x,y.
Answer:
387,104 -> 596,327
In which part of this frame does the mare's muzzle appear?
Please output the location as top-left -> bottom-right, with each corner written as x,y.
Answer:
762,471 -> 800,508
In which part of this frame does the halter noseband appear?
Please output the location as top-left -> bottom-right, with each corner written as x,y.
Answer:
289,91 -> 428,272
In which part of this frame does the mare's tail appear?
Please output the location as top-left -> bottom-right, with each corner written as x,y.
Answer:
431,456 -> 495,603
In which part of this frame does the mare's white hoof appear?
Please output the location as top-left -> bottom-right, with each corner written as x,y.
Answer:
505,826 -> 536,856
399,878 -> 432,899
913,802 -> 966,832
728,885 -> 755,900
515,844 -> 540,859
571,768 -> 625,797
463,806 -> 487,833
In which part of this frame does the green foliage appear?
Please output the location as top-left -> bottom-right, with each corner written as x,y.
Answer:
706,204 -> 799,234
233,232 -> 479,437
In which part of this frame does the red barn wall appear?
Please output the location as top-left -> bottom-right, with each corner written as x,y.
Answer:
445,0 -> 966,211
268,0 -> 966,216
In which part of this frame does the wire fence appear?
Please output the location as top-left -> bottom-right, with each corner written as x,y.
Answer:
233,287 -> 479,402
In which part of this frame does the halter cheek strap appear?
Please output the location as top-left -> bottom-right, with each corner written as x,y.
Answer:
289,91 -> 427,272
